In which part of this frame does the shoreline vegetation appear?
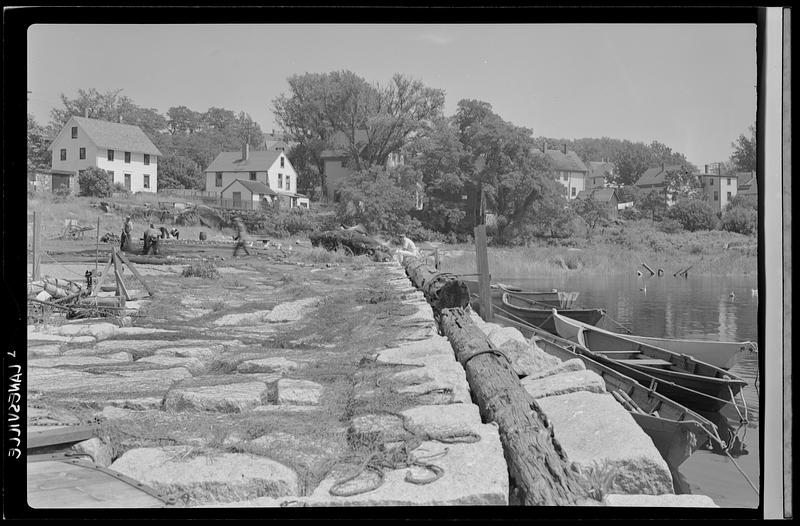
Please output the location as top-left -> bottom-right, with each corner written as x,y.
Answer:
434,222 -> 757,278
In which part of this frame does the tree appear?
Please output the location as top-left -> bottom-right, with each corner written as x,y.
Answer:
637,189 -> 668,222
78,167 -> 113,197
571,195 -> 608,233
157,154 -> 203,190
524,194 -> 575,240
454,100 -> 553,244
27,114 -> 51,173
666,199 -> 718,232
166,106 -> 204,135
335,165 -> 418,235
730,124 -> 756,172
663,166 -> 702,201
273,70 -> 445,190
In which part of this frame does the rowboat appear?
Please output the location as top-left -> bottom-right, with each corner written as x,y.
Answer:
500,293 -> 604,333
550,310 -> 748,413
620,334 -> 757,370
492,312 -> 725,468
463,279 -> 579,308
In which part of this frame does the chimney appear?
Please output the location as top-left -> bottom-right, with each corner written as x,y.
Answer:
563,144 -> 568,155
704,164 -> 708,174
242,142 -> 250,161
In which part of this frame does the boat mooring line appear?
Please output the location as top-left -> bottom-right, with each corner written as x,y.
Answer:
724,450 -> 759,496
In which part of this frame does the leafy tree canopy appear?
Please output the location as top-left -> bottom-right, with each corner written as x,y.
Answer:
730,124 -> 756,172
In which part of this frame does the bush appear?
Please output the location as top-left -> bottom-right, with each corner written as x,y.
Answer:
618,207 -> 642,221
181,261 -> 220,279
78,167 -> 113,197
689,243 -> 703,255
666,199 -> 718,232
658,219 -> 684,234
721,206 -> 758,235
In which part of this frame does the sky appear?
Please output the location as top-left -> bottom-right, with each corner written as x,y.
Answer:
27,23 -> 757,168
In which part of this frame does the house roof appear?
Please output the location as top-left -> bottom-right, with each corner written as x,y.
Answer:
577,187 -> 618,202
588,161 -> 614,179
321,129 -> 369,159
634,164 -> 686,187
221,179 -> 278,196
205,150 -> 283,173
533,147 -> 588,173
55,116 -> 163,156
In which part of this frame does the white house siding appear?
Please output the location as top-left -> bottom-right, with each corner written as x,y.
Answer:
704,176 -> 738,212
204,153 -> 297,195
95,150 -> 158,193
50,119 -> 158,193
554,171 -> 586,200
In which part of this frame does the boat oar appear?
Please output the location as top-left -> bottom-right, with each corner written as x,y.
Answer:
616,389 -> 646,414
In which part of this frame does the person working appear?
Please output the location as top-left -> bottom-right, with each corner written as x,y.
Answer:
120,216 -> 133,250
233,217 -> 250,257
142,224 -> 161,255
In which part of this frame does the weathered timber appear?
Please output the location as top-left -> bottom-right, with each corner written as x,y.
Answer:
28,425 -> 98,449
309,229 -> 393,261
403,257 -> 470,312
439,307 -> 591,505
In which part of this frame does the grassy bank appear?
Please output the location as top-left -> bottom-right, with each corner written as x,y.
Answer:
436,220 -> 757,277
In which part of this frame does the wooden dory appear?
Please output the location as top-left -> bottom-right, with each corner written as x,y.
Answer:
463,279 -> 579,308
621,334 -> 757,370
493,312 -> 725,468
500,293 -> 604,333
550,310 -> 748,412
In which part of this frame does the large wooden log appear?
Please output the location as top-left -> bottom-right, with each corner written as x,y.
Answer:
439,307 -> 591,505
402,257 -> 470,312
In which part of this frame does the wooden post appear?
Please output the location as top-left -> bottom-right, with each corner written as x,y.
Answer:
112,249 -> 131,301
31,211 -> 41,280
439,308 -> 590,505
95,216 -> 100,273
474,224 -> 493,322
115,250 -> 155,297
434,247 -> 440,270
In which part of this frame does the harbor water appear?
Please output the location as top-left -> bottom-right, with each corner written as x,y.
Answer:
498,273 -> 760,508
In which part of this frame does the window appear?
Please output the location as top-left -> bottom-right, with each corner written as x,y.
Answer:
215,172 -> 223,187
727,178 -> 731,185
71,127 -> 78,139
144,154 -> 150,166
727,191 -> 732,201
571,187 -> 576,197
280,156 -> 285,168
286,176 -> 290,191
60,149 -> 66,161
250,171 -> 257,181
278,173 -> 283,189
124,152 -> 131,163
143,175 -> 150,189
714,191 -> 718,201
79,147 -> 86,160
108,150 -> 114,162
108,171 -> 115,183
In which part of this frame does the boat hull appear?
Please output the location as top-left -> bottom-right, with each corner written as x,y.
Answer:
500,294 -> 604,332
550,311 -> 748,413
622,334 -> 756,370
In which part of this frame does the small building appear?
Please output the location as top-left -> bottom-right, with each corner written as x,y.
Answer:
586,161 -> 615,190
205,144 -> 309,208
47,115 -> 162,193
633,163 -> 693,205
219,179 -> 278,210
576,187 -> 620,219
534,142 -> 589,200
320,130 -> 404,202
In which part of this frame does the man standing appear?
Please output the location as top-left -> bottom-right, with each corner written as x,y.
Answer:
233,217 -> 250,257
142,224 -> 161,255
121,216 -> 133,250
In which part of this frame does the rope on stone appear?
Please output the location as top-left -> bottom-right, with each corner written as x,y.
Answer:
329,409 -> 482,497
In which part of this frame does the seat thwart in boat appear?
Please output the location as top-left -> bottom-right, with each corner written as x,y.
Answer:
615,357 -> 674,367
